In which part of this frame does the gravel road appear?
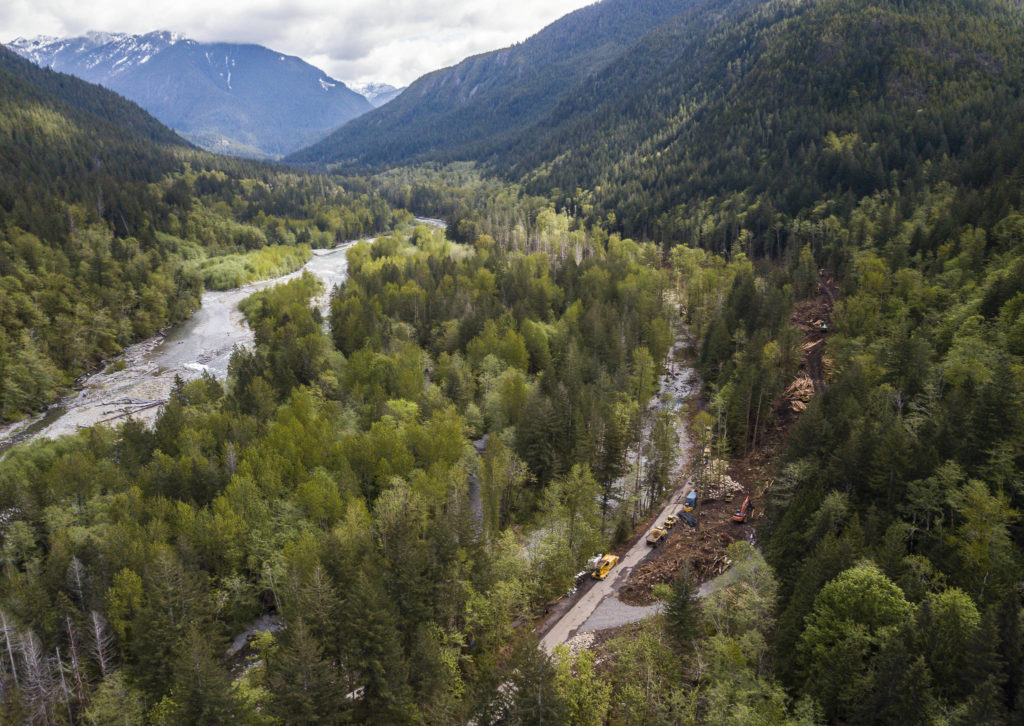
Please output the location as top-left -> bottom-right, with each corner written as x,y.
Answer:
539,483 -> 693,653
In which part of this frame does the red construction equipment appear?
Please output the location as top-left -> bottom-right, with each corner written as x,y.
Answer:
732,496 -> 753,523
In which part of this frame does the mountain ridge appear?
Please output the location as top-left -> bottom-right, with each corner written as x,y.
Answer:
286,0 -> 701,167
291,0 -> 1024,250
7,31 -> 373,158
508,0 -> 1024,240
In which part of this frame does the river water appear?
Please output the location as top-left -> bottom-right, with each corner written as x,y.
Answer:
0,220 -> 444,454
0,244 -> 356,452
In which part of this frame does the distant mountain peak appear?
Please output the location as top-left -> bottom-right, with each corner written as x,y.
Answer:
348,81 -> 406,107
83,30 -> 127,44
6,31 -> 373,158
8,30 -> 188,75
8,34 -> 59,46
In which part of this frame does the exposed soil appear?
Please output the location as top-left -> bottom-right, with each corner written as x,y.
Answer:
619,497 -> 757,605
783,273 -> 836,406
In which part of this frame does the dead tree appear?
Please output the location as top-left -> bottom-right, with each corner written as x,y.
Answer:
87,612 -> 116,680
55,647 -> 74,725
0,610 -> 18,687
64,616 -> 88,706
66,557 -> 87,607
20,630 -> 54,726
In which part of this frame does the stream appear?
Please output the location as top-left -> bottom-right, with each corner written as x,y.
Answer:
0,219 -> 444,454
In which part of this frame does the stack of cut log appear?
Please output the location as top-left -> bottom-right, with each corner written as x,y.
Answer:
784,375 -> 815,413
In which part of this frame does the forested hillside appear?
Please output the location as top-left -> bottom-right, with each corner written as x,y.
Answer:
0,44 -> 187,236
610,0 -> 1024,721
0,48 -> 399,422
514,0 -> 1024,244
286,0 -> 698,167
295,0 -> 1024,246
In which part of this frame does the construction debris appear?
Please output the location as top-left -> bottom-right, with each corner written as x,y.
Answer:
562,631 -> 596,656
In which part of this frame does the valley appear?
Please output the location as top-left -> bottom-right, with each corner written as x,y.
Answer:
0,242 -> 352,452
0,218 -> 444,453
1,1 -> 1024,724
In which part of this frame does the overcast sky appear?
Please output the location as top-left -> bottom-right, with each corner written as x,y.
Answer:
3,0 -> 598,86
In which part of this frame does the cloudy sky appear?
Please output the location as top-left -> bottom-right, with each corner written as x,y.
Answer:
3,0 -> 598,86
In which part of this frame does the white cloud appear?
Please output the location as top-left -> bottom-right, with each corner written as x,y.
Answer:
2,0 -> 598,85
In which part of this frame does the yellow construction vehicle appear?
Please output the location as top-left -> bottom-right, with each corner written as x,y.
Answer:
646,527 -> 668,546
592,554 -> 620,580
663,515 -> 678,528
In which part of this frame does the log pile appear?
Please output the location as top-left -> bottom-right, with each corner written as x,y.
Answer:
784,375 -> 815,413
618,527 -> 736,605
701,459 -> 744,500
97,398 -> 168,425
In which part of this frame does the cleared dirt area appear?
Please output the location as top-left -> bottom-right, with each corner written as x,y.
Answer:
619,497 -> 757,606
785,273 -> 836,403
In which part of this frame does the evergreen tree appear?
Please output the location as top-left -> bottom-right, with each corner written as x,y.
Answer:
502,633 -> 568,726
664,563 -> 699,651
344,571 -> 416,725
150,626 -> 253,725
265,619 -> 346,725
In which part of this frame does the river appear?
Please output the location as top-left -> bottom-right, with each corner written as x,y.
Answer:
0,219 -> 444,454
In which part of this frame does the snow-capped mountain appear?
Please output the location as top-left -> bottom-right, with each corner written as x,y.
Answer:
10,31 -> 186,80
7,31 -> 373,158
348,82 -> 406,108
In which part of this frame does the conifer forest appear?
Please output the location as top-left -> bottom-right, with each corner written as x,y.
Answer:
1,1 -> 1024,724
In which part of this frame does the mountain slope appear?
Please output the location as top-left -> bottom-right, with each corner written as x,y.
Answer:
0,44 -> 191,240
286,0 -> 700,167
8,32 -> 373,158
508,0 -> 1024,242
327,0 -> 1024,249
